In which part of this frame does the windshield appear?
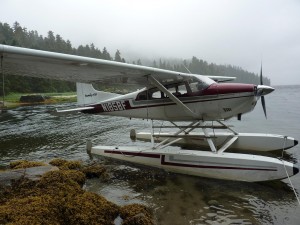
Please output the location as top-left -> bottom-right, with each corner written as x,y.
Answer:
189,76 -> 215,92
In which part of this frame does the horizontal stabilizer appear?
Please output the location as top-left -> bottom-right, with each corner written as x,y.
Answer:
54,106 -> 94,115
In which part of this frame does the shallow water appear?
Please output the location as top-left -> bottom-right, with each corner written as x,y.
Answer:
1,85 -> 300,224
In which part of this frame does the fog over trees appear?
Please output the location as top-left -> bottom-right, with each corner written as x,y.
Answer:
0,22 -> 270,95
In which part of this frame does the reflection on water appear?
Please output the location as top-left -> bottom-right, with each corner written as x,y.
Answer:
1,86 -> 300,224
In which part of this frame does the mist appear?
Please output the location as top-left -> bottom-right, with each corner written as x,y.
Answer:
1,0 -> 300,85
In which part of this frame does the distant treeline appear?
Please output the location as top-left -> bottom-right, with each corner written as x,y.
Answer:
0,21 -> 270,95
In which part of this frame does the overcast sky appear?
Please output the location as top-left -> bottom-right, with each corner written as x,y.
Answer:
1,0 -> 300,85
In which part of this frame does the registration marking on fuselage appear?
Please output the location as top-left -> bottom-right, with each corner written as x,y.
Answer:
102,100 -> 126,112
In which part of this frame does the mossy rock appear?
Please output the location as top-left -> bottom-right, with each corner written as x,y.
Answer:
0,159 -> 156,225
80,164 -> 107,179
10,160 -> 47,169
120,204 -> 154,225
49,158 -> 68,167
49,158 -> 82,170
0,195 -> 62,225
122,213 -> 155,225
63,192 -> 120,225
37,170 -> 86,192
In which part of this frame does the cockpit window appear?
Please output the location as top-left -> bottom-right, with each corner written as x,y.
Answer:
135,76 -> 215,101
189,81 -> 209,92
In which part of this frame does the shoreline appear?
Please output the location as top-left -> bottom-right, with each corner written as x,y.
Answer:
1,93 -> 77,109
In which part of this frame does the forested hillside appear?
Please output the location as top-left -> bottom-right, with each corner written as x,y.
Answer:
0,21 -> 270,95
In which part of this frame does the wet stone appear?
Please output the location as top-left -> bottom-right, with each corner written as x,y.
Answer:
0,166 -> 59,186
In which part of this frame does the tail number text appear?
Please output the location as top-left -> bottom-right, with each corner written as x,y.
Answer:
102,100 -> 126,112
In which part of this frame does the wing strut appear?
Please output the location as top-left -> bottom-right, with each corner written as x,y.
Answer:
147,75 -> 197,119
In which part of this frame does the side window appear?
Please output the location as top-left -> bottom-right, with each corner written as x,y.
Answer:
137,91 -> 147,100
136,82 -> 190,100
178,84 -> 187,95
136,88 -> 165,100
168,87 -> 177,95
168,84 -> 187,97
151,89 -> 163,99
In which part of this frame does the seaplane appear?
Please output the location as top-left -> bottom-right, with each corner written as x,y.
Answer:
0,44 -> 299,182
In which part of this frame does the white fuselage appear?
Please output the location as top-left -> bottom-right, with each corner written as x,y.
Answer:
82,83 -> 257,121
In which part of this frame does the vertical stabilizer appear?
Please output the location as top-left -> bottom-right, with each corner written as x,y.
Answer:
76,83 -> 121,105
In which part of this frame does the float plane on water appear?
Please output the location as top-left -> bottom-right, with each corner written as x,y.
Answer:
0,44 -> 298,182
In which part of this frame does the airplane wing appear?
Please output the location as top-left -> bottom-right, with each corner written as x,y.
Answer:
0,44 -> 234,86
207,76 -> 236,83
0,44 -> 195,85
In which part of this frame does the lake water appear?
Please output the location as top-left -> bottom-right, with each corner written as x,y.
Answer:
1,85 -> 300,225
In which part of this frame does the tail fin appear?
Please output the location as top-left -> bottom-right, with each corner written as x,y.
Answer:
76,83 -> 121,105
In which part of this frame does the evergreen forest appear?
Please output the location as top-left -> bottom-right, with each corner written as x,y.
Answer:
0,21 -> 270,96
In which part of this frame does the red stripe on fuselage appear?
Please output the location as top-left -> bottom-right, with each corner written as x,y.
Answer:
188,83 -> 255,96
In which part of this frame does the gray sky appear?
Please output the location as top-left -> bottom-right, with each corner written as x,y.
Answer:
1,0 -> 300,85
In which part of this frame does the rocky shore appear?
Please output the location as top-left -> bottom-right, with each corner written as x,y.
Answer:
0,159 -> 155,225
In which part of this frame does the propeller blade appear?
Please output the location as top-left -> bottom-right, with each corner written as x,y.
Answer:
260,64 -> 263,85
259,64 -> 270,119
261,95 -> 267,119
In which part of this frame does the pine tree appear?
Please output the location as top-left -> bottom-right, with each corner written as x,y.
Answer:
102,47 -> 111,60
114,49 -> 122,62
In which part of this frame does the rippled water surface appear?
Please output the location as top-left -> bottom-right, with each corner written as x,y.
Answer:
1,85 -> 300,224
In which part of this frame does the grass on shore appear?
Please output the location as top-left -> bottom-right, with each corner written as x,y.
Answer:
1,92 -> 77,106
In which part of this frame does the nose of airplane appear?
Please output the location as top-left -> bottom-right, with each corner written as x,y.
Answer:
256,85 -> 275,96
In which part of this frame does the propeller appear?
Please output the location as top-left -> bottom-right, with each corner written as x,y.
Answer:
260,65 -> 267,118
256,64 -> 274,119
